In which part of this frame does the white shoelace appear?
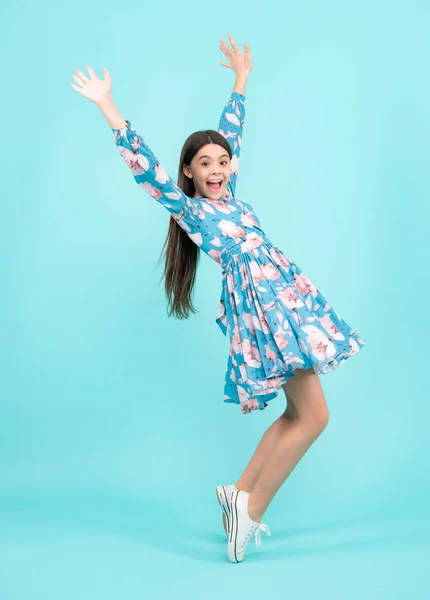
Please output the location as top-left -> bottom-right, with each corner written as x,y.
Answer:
254,522 -> 271,548
241,521 -> 271,550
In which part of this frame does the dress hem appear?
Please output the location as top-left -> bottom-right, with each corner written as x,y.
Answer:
223,339 -> 365,415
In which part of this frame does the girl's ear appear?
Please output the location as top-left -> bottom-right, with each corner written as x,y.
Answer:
183,164 -> 192,179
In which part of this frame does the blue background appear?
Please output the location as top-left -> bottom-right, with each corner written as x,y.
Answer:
1,0 -> 429,598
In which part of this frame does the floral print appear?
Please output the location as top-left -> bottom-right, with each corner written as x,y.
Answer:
112,92 -> 366,415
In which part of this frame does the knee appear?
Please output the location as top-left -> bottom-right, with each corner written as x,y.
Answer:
314,402 -> 329,432
299,399 -> 329,434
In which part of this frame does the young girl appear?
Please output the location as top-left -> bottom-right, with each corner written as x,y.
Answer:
71,34 -> 366,564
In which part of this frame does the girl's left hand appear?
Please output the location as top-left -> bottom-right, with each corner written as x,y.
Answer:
219,35 -> 252,76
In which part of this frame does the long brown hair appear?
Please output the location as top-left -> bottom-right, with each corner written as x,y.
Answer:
157,129 -> 233,319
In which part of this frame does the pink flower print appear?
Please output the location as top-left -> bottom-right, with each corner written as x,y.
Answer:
219,220 -> 245,238
265,344 -> 278,361
349,337 -> 360,355
241,211 -> 257,227
139,182 -> 162,200
295,274 -> 309,295
264,376 -> 284,390
284,355 -> 305,367
261,263 -> 281,281
230,154 -> 239,175
239,262 -> 248,286
214,202 -> 235,214
255,378 -> 269,389
165,191 -> 182,201
253,309 -> 271,335
243,311 -> 256,334
319,315 -> 345,341
201,201 -> 216,214
237,384 -> 249,403
270,248 -> 291,268
248,398 -> 261,411
119,147 -> 149,175
241,233 -> 265,253
231,350 -> 238,368
242,340 -> 261,368
323,303 -> 331,312
188,232 -> 203,247
249,260 -> 265,282
302,325 -> 336,361
295,273 -> 318,297
278,287 -> 305,309
208,249 -> 222,263
155,163 -> 169,184
232,331 -> 242,355
227,273 -> 235,291
274,327 -> 289,350
240,398 -> 260,414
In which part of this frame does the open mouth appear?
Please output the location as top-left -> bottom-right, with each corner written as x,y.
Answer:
207,179 -> 223,192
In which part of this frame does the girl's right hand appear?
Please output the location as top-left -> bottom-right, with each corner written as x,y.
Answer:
71,65 -> 112,106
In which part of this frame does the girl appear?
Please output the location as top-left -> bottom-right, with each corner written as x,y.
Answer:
71,34 -> 366,564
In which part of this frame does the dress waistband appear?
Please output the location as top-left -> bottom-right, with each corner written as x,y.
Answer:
221,233 -> 271,273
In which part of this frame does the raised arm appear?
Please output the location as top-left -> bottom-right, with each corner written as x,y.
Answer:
71,65 -> 188,216
110,118 -> 188,216
217,91 -> 246,197
217,35 -> 252,196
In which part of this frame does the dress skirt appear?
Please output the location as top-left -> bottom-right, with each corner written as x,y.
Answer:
215,241 -> 366,415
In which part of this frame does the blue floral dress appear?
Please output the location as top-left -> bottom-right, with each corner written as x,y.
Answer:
112,92 -> 366,415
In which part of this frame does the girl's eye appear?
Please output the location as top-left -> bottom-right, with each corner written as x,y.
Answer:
201,160 -> 228,167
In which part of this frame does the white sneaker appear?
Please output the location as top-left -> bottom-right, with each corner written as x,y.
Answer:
216,484 -> 237,537
228,489 -> 271,563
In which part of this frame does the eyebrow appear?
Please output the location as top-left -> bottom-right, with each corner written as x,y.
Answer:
198,154 -> 230,160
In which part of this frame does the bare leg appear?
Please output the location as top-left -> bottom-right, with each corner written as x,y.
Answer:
247,367 -> 329,522
234,391 -> 298,493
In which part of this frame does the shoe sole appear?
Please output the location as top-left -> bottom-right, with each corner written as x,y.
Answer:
228,489 -> 242,563
216,486 -> 232,538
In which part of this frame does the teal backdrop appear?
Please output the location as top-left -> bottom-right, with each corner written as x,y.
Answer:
1,0 -> 429,598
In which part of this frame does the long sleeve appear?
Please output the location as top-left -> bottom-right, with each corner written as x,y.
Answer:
217,92 -> 246,197
112,120 -> 189,216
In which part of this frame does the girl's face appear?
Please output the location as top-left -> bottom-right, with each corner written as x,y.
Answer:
183,143 -> 231,200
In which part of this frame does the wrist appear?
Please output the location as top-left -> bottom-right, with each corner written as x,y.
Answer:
96,93 -> 114,110
233,72 -> 249,96
235,70 -> 250,82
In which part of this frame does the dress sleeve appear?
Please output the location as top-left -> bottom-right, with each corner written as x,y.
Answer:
217,92 -> 246,197
112,120 -> 189,216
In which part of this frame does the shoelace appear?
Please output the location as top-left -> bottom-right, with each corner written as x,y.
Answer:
241,521 -> 271,550
254,522 -> 271,548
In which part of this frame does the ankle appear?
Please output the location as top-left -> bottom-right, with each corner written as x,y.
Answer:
247,498 -> 263,523
234,483 -> 252,494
